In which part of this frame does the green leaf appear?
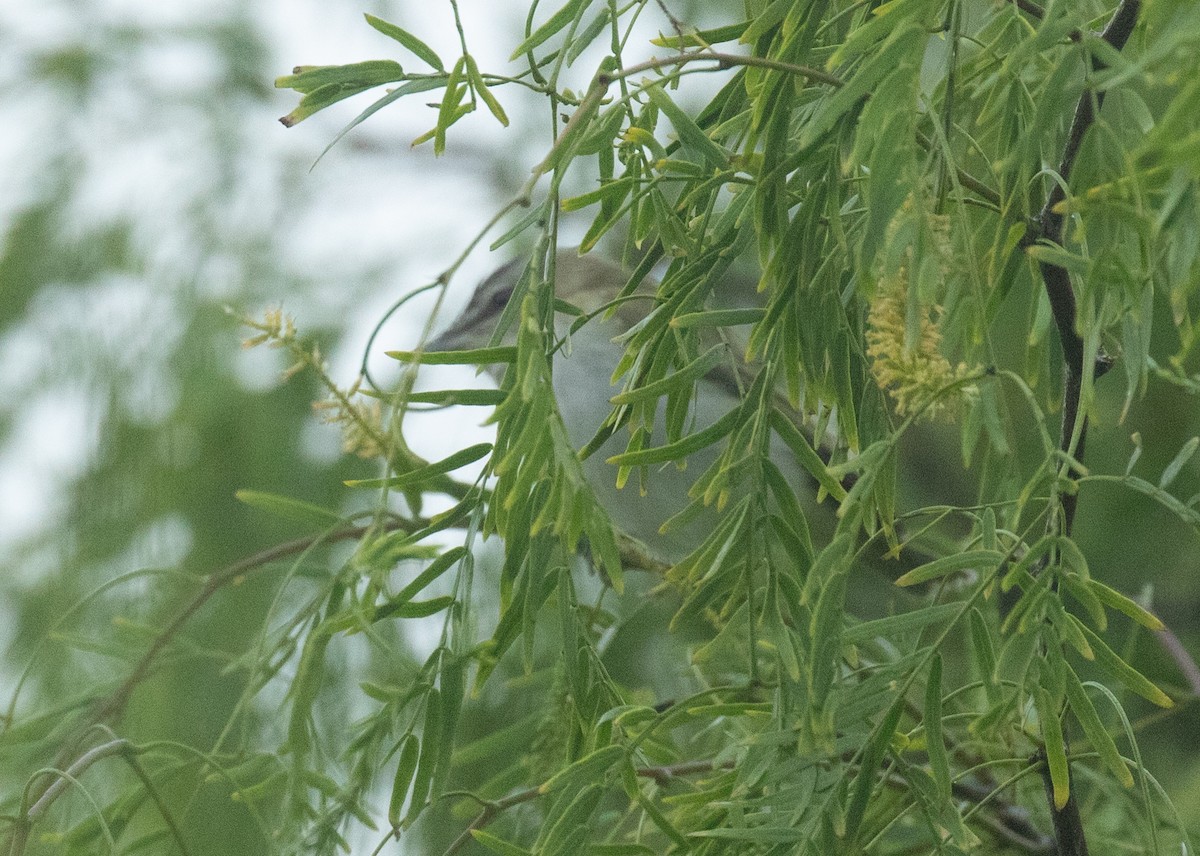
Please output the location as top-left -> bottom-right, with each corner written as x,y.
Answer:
346,443 -> 491,489
465,55 -> 509,127
400,388 -> 506,406
275,60 -> 405,95
1034,686 -> 1071,810
539,744 -> 624,793
364,14 -> 445,71
1086,579 -> 1164,631
1063,666 -> 1134,788
561,177 -> 634,212
606,402 -> 741,466
313,77 -> 446,166
651,22 -> 749,48
845,699 -> 904,841
1068,615 -> 1174,708
388,346 -> 517,364
924,655 -> 950,800
968,607 -> 1000,703
769,412 -> 847,501
276,61 -> 406,126
388,733 -> 420,827
644,84 -> 729,170
1159,436 -> 1199,489
433,56 -> 469,155
510,0 -> 590,59
671,308 -> 766,329
234,490 -> 343,527
689,827 -> 806,842
894,550 -> 1004,588
471,830 -> 533,856
610,344 -> 727,405
843,603 -> 961,645
405,689 -> 441,825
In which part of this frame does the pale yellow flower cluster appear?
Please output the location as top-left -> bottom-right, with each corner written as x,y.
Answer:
865,207 -> 975,419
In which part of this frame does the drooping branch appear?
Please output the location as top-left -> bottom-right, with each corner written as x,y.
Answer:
1020,3 -> 1142,855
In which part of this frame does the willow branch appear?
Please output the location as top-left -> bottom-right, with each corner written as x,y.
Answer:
1020,4 -> 1141,854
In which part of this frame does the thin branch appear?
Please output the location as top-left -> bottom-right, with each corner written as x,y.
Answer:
8,739 -> 133,856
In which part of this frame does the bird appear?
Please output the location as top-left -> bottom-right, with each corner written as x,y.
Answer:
425,249 -> 797,562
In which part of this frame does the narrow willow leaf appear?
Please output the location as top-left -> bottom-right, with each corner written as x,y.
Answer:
345,443 -> 492,489
894,550 -> 1004,588
845,700 -> 904,842
924,655 -> 951,801
314,78 -> 447,166
1063,666 -> 1134,788
644,84 -> 728,170
688,828 -> 807,842
381,547 -> 465,614
564,7 -> 611,65
1090,474 -> 1200,526
671,308 -> 766,329
465,55 -> 509,127
610,345 -> 726,405
968,607 -> 1000,703
1069,614 -> 1174,708
388,346 -> 517,364
1060,572 -> 1107,630
378,594 -> 457,622
510,0 -> 590,59
843,603 -> 960,645
1034,687 -> 1070,810
769,411 -> 847,501
388,733 -> 420,827
405,689 -> 441,825
622,764 -> 690,848
434,56 -> 468,155
364,14 -> 445,70
275,60 -> 405,95
980,507 -> 997,551
470,830 -> 533,856
538,785 -> 603,854
1159,436 -> 1199,489
1025,243 -> 1093,276
401,389 -> 506,406
1085,579 -> 1165,631
539,744 -> 624,793
276,61 -> 407,126
606,403 -> 740,466
652,22 -> 748,47
561,177 -> 634,212
234,490 -> 343,527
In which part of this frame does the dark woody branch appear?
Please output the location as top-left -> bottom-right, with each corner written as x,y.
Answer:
1018,3 -> 1142,855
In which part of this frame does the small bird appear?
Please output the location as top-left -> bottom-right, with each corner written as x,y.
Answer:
426,250 -> 790,561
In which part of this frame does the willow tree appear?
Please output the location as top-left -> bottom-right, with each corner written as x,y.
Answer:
8,2 -> 1200,855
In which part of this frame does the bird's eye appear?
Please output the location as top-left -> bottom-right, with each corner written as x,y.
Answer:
490,287 -> 512,311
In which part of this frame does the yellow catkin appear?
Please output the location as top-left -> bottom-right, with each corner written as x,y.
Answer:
865,207 -> 974,419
